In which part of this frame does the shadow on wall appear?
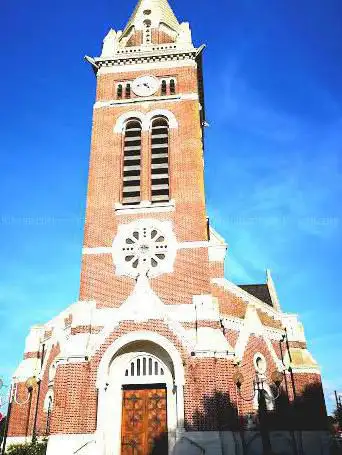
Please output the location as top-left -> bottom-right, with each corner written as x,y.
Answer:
270,381 -> 328,431
149,383 -> 330,455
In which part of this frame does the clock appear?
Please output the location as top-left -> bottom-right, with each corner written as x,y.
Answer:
132,76 -> 159,97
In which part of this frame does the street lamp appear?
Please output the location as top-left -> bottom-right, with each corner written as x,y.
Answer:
233,367 -> 284,455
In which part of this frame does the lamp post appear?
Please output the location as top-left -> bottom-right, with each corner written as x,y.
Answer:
233,368 -> 284,455
0,378 -> 10,455
1,377 -> 38,455
335,391 -> 342,427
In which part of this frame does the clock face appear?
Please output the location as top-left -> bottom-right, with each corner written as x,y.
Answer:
132,76 -> 159,97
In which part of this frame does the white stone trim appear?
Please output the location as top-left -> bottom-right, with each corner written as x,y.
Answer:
5,436 -> 29,446
113,108 -> 178,133
94,93 -> 199,109
98,94 -> 180,108
208,227 -> 228,262
24,325 -> 44,354
186,327 -> 233,356
83,247 -> 112,255
46,434 -> 96,455
254,352 -> 267,374
191,351 -> 233,359
113,111 -> 145,132
264,326 -> 286,341
234,304 -> 284,371
289,367 -> 321,374
96,331 -> 185,388
146,109 -> 178,129
115,199 -> 175,214
221,316 -> 244,331
178,241 -> 209,249
266,269 -> 281,311
282,314 -> 307,343
97,59 -> 197,74
13,357 -> 41,381
181,93 -> 199,100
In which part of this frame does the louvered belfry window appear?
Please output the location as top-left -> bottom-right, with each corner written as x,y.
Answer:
122,120 -> 142,205
170,79 -> 176,95
151,117 -> 170,203
161,80 -> 167,95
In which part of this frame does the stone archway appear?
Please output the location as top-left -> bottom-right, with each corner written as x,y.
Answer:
96,332 -> 185,455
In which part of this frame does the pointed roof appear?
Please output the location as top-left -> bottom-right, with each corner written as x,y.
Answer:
124,0 -> 180,34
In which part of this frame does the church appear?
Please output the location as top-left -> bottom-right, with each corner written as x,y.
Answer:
6,1 -> 329,454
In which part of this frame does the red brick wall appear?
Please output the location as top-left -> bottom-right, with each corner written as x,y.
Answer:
80,63 -> 209,307
50,362 -> 97,435
8,323 -> 327,436
209,261 -> 224,278
8,345 -> 60,438
8,383 -> 35,437
211,283 -> 246,318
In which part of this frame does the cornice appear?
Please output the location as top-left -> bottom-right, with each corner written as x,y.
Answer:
94,93 -> 198,109
87,45 -> 199,74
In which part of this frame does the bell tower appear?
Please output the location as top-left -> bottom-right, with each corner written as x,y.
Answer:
81,0 -> 210,309
6,2 -> 327,454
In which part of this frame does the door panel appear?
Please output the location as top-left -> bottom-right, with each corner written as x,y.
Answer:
121,387 -> 167,455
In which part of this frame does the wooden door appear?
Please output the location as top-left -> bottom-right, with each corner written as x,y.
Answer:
121,386 -> 168,455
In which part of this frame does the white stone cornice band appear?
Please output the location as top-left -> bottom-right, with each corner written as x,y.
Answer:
94,93 -> 198,109
83,241 -> 210,256
97,58 -> 197,75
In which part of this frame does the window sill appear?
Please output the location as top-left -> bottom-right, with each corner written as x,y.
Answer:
114,200 -> 175,215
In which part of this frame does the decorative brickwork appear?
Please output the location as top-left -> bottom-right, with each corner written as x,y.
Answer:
6,1 -> 327,454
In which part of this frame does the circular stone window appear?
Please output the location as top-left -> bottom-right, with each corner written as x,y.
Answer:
113,220 -> 177,279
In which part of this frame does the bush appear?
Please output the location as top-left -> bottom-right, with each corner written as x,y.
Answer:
6,440 -> 47,455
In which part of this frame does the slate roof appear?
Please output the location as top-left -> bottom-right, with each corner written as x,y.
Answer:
238,284 -> 273,307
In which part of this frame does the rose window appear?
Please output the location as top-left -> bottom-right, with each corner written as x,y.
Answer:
122,227 -> 168,273
113,220 -> 177,279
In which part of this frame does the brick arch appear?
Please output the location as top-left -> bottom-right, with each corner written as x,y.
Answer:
114,110 -> 178,134
96,330 -> 185,389
113,111 -> 145,133
95,331 -> 185,455
145,109 -> 178,130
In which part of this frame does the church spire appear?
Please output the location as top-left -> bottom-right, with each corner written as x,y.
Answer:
97,0 -> 194,59
124,0 -> 180,35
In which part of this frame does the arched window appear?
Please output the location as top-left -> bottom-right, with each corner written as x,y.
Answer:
161,80 -> 167,96
125,355 -> 165,378
122,120 -> 142,205
44,391 -> 54,435
151,117 -> 170,203
170,79 -> 176,95
117,84 -> 123,99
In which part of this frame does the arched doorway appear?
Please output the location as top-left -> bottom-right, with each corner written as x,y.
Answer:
96,332 -> 185,455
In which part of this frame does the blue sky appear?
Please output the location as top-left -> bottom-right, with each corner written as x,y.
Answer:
0,0 -> 341,414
